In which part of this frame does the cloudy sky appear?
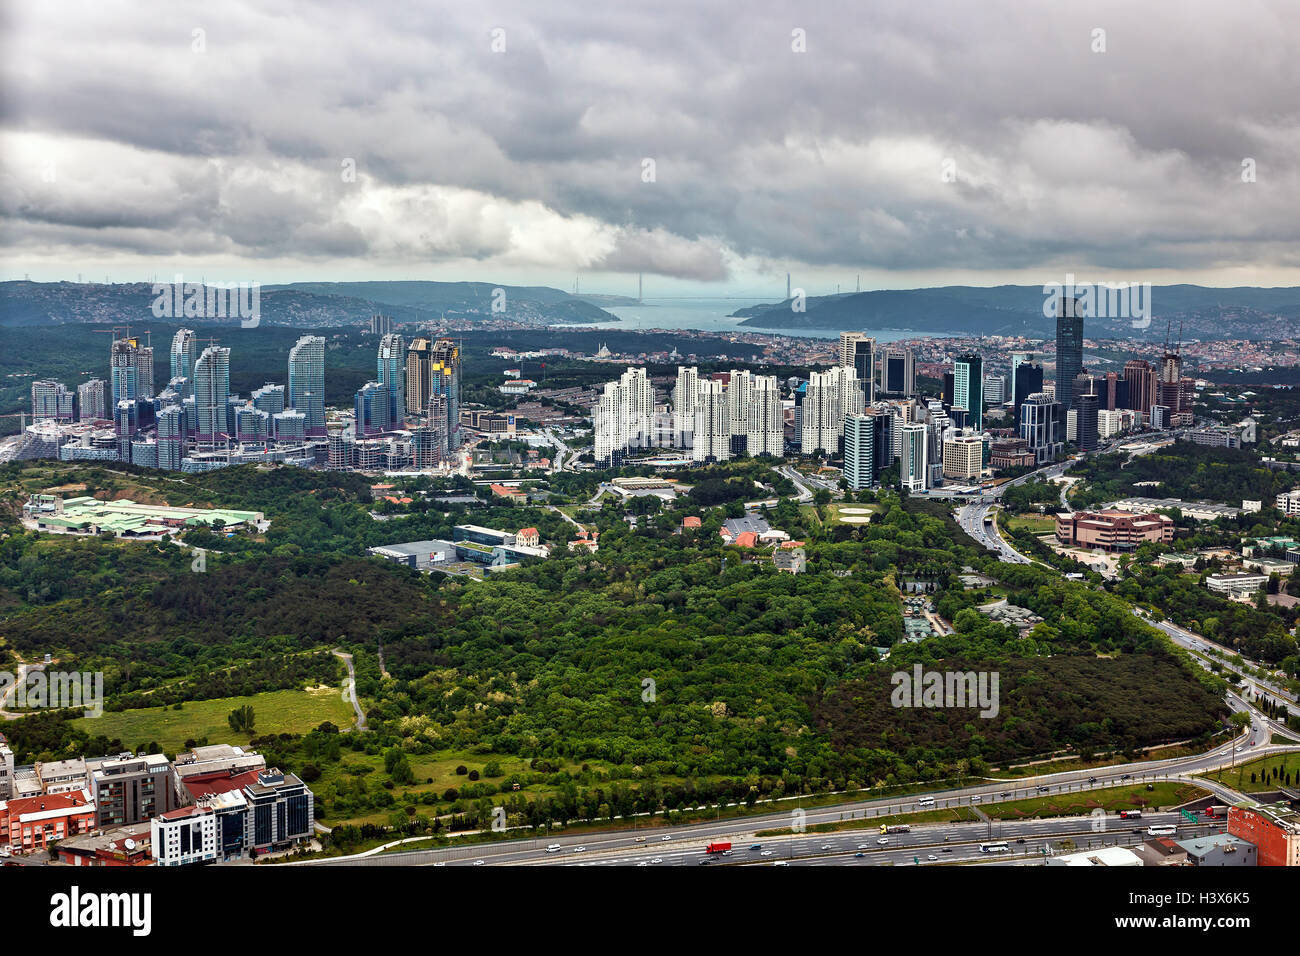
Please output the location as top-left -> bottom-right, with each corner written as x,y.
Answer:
3,0 -> 1299,295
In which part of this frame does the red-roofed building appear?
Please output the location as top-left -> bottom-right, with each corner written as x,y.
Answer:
681,516 -> 702,529
731,532 -> 759,549
181,768 -> 263,802
490,483 -> 527,501
516,527 -> 540,547
0,788 -> 96,854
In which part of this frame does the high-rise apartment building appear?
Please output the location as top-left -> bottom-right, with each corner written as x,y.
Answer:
193,346 -> 231,445
405,337 -> 432,415
726,369 -> 754,455
77,379 -> 108,422
170,329 -> 198,396
942,431 -> 985,480
691,379 -> 729,463
354,381 -> 391,437
745,375 -> 783,457
801,366 -> 862,455
672,366 -> 699,447
593,367 -> 655,465
31,381 -> 75,421
287,335 -> 326,437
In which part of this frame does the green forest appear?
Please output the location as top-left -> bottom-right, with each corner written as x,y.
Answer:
0,458 -> 1238,838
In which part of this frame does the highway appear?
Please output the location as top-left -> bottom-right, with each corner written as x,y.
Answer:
304,709 -> 1294,867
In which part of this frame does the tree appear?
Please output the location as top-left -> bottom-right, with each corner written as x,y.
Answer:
227,705 -> 255,736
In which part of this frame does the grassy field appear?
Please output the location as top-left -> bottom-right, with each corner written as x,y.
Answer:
1202,753 -> 1300,793
73,687 -> 356,753
998,512 -> 1057,534
986,782 -> 1208,820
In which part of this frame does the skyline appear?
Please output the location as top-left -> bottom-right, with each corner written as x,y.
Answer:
4,1 -> 1300,293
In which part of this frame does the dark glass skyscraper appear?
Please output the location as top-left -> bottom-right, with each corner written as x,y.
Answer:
1055,295 -> 1084,413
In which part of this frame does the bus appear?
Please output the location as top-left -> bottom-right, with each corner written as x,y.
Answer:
1146,825 -> 1177,836
980,842 -> 1010,853
917,796 -> 935,807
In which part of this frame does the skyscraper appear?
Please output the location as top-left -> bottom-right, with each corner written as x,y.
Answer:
110,338 -> 143,404
953,354 -> 984,432
429,339 -> 461,449
1019,392 -> 1062,463
1012,362 -> 1044,429
377,333 -> 406,427
843,414 -> 877,491
170,329 -> 198,396
193,346 -> 231,445
839,333 -> 876,405
288,335 -> 326,438
899,422 -> 928,493
881,347 -> 916,397
405,337 -> 432,415
1123,360 -> 1156,417
1055,295 -> 1084,413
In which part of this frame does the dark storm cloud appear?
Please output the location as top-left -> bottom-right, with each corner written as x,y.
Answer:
2,0 -> 1298,282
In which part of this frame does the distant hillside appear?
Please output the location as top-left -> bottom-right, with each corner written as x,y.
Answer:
735,284 -> 1300,339
0,280 -> 614,329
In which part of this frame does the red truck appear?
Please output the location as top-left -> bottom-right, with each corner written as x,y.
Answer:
705,842 -> 732,854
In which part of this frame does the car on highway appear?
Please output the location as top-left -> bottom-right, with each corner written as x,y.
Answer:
760,850 -> 773,857
1122,774 -> 1132,780
573,846 -> 586,853
650,857 -> 663,864
472,860 -> 484,866
661,835 -> 672,841
999,791 -> 1011,797
772,860 -> 788,866
854,852 -> 865,858
634,836 -> 646,843
942,847 -> 953,853
545,844 -> 562,853
927,854 -> 938,861
1088,777 -> 1097,784
857,843 -> 871,849
877,838 -> 889,845
637,861 -> 649,867
820,844 -> 833,850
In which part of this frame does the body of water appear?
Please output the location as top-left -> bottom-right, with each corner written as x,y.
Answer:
564,298 -> 945,341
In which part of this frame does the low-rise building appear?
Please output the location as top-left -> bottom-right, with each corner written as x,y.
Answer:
54,825 -> 152,867
1205,572 -> 1269,595
1277,490 -> 1300,516
1055,509 -> 1174,552
1177,832 -> 1257,866
0,788 -> 96,854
